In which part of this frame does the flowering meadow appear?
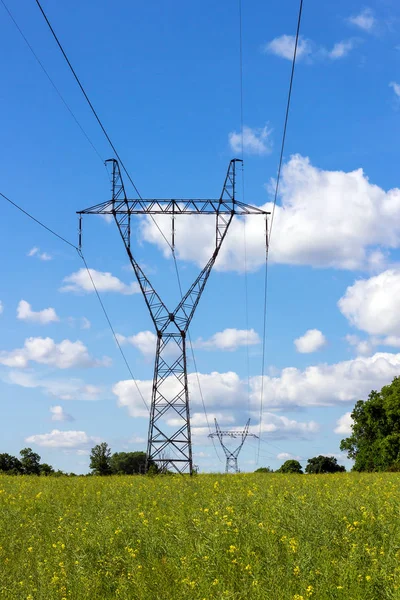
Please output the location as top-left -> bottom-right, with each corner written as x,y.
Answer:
0,473 -> 399,599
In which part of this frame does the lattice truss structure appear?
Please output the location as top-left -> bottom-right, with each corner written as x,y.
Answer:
78,158 -> 268,474
209,418 -> 258,473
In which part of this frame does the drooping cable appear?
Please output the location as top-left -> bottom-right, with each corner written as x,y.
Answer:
238,0 -> 251,416
34,0 -> 173,253
269,0 -> 304,240
1,0 -> 105,166
0,189 -> 149,412
257,0 -> 304,461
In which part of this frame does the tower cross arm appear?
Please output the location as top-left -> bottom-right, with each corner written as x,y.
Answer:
77,199 -> 269,216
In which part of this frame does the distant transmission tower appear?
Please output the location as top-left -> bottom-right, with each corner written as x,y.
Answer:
209,418 -> 258,473
78,158 -> 268,475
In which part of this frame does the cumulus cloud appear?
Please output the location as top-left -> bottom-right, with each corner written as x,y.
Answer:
140,155 -> 400,272
348,8 -> 375,32
389,82 -> 400,98
26,429 -> 99,448
50,405 -> 74,422
228,125 -> 272,155
60,268 -> 139,295
27,247 -> 52,261
334,412 -> 353,435
113,371 -> 244,418
250,413 -> 319,439
250,351 -> 400,410
264,35 -> 312,61
277,452 -> 301,461
328,40 -> 355,59
0,337 -> 110,369
264,35 -> 355,62
339,270 -> 400,336
195,328 -> 260,351
294,329 -> 326,353
17,300 -> 59,325
5,370 -> 101,400
116,331 -> 157,358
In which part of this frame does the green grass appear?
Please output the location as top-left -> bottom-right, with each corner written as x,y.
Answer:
1,473 -> 400,599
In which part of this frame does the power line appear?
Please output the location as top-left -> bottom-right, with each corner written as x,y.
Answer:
269,0 -> 304,239
0,188 -> 149,413
0,0 -> 104,166
78,251 -> 149,412
34,0 -> 173,253
257,0 -> 304,461
0,191 -> 78,250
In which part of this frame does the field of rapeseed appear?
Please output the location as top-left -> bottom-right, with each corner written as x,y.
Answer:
0,473 -> 400,600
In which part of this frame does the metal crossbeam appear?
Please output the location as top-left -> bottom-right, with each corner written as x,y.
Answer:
78,158 -> 268,475
209,418 -> 258,473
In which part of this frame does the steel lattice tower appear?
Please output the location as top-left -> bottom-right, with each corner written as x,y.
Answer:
209,418 -> 258,473
78,158 -> 268,475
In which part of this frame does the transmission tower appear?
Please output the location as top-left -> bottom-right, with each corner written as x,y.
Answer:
209,418 -> 258,473
78,158 -> 268,475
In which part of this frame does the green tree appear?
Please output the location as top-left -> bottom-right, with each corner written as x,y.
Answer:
90,442 -> 112,475
0,453 -> 22,474
277,459 -> 303,474
20,448 -> 41,475
39,463 -> 55,476
254,466 -> 273,473
340,377 -> 400,471
305,455 -> 345,474
110,451 -> 156,474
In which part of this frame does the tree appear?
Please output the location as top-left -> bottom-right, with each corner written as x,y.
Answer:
90,442 -> 112,475
0,453 -> 22,474
254,466 -> 273,473
39,463 -> 55,476
277,459 -> 303,474
20,448 -> 41,475
305,455 -> 345,474
340,377 -> 400,471
110,451 -> 156,475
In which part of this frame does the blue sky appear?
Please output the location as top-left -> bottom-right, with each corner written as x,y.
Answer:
1,0 -> 400,473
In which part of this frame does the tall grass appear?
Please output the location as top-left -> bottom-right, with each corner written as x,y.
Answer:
0,473 -> 399,599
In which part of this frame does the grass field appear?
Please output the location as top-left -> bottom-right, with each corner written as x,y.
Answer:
1,473 -> 400,599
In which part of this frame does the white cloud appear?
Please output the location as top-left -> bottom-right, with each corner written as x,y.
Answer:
250,414 -> 319,439
264,35 -> 355,63
141,155 -> 400,272
264,35 -> 312,61
339,270 -> 400,336
277,452 -> 301,461
81,317 -> 91,330
0,337 -> 110,369
0,301 -> 3,315
294,329 -> 326,353
5,369 -> 102,400
334,412 -> 353,435
17,300 -> 59,325
348,8 -> 375,32
195,328 -> 260,351
25,429 -> 98,448
345,334 -> 375,357
250,351 -> 400,410
228,125 -> 272,156
60,268 -> 139,295
389,82 -> 400,98
27,247 -> 52,261
50,405 -> 74,422
328,40 -> 355,59
167,412 -> 235,428
116,330 -> 157,358
113,371 -> 244,418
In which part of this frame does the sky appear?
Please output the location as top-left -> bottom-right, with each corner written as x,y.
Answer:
1,0 -> 400,474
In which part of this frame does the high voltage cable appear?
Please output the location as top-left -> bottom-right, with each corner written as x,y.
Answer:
238,0 -> 251,416
257,0 -> 304,462
0,189 -> 149,412
34,0 -> 173,253
0,0 -> 105,166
